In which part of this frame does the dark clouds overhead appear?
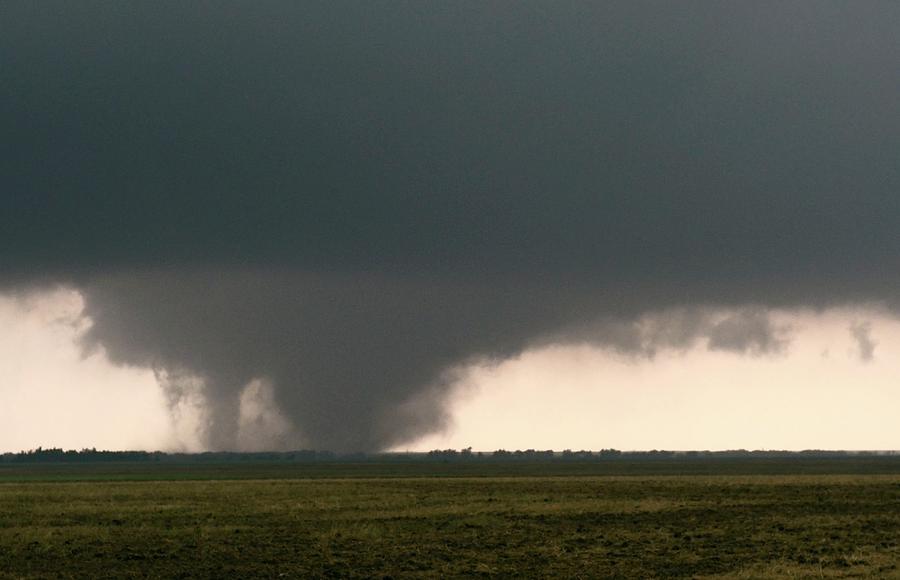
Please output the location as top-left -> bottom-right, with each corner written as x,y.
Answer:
3,2 -> 900,449
3,2 -> 899,288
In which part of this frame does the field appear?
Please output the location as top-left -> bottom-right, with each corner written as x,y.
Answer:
2,459 -> 899,578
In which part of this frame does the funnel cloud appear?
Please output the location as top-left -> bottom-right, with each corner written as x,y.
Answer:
3,2 -> 900,450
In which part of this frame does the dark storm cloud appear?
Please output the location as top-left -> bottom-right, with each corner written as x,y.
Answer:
3,1 -> 899,287
3,2 -> 899,449
78,270 -> 559,450
79,269 -> 701,451
78,271 -> 787,451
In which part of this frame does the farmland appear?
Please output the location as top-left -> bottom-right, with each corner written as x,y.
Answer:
1,458 -> 899,578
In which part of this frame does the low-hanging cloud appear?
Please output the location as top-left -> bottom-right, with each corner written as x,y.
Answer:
849,322 -> 877,363
3,2 -> 900,450
78,271 -> 795,451
707,310 -> 791,357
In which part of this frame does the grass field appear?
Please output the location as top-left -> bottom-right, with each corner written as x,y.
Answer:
2,461 -> 899,578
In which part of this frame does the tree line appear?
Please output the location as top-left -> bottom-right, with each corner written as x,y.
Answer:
2,446 -> 894,464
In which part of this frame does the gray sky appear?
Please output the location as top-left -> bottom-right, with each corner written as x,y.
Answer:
2,2 -> 899,451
